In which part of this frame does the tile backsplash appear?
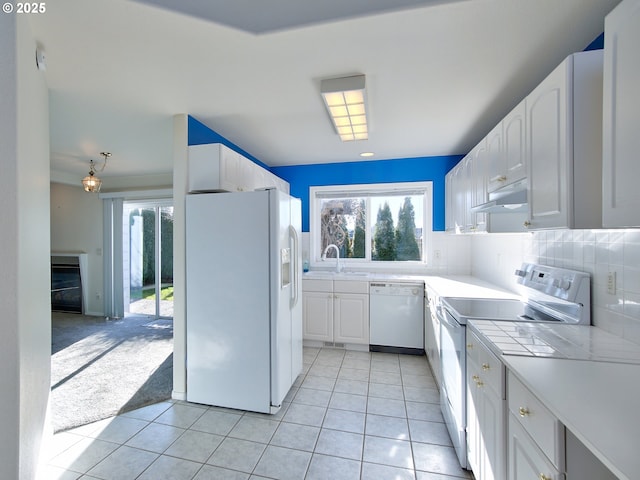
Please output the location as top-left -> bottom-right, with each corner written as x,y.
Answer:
303,227 -> 640,344
470,230 -> 640,345
301,231 -> 472,275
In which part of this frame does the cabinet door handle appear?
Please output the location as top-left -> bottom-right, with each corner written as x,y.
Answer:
472,375 -> 480,382
482,363 -> 490,371
523,221 -> 532,228
476,380 -> 484,388
497,175 -> 507,182
539,474 -> 551,480
467,343 -> 474,349
519,406 -> 530,417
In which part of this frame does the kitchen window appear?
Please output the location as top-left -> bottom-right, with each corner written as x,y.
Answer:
310,182 -> 433,266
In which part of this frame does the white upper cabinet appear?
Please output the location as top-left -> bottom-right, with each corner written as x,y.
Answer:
525,51 -> 603,230
487,100 -> 527,194
526,59 -> 570,229
486,121 -> 504,193
219,147 -> 245,192
471,139 -> 488,233
445,168 -> 455,233
602,0 -> 640,227
188,143 -> 290,194
451,161 -> 467,233
463,154 -> 475,232
502,100 -> 527,187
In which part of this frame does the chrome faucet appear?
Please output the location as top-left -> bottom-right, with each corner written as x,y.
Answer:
322,244 -> 342,272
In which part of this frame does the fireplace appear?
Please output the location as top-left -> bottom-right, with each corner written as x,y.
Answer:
51,254 -> 88,314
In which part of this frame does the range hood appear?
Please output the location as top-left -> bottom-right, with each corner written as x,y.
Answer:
471,178 -> 528,214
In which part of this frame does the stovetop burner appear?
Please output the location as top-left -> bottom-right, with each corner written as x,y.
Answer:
441,298 -> 526,322
442,263 -> 591,326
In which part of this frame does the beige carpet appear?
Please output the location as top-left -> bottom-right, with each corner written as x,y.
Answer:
51,313 -> 173,432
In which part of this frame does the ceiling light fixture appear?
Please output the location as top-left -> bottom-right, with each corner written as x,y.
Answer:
360,152 -> 374,158
82,152 -> 111,193
320,74 -> 368,142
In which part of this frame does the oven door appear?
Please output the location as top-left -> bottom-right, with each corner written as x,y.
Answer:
440,308 -> 467,469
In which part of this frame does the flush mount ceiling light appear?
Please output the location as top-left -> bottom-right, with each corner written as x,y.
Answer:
82,152 -> 111,193
320,74 -> 368,142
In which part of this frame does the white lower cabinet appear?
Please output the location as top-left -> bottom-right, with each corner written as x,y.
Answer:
333,293 -> 369,344
466,330 -> 506,480
508,414 -> 564,480
302,279 -> 369,346
507,371 -> 565,480
302,291 -> 334,342
424,289 -> 441,387
469,327 -> 622,480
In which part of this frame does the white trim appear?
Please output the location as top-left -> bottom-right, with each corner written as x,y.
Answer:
103,197 -> 125,318
309,181 -> 433,269
171,390 -> 187,401
99,188 -> 172,200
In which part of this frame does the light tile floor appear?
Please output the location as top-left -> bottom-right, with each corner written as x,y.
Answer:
39,347 -> 473,480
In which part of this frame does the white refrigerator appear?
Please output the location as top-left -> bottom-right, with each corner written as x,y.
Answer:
185,189 -> 303,413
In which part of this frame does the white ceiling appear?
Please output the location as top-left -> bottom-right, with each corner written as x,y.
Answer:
29,0 -> 621,182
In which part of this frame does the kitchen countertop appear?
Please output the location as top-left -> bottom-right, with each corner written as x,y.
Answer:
303,270 -> 431,282
303,271 -> 520,299
469,320 -> 640,480
503,355 -> 639,480
468,320 -> 640,364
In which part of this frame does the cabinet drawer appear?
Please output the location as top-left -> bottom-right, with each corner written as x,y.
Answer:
302,279 -> 333,293
508,372 -> 565,470
477,338 -> 504,397
465,330 -> 482,365
334,280 -> 369,294
467,330 -> 504,397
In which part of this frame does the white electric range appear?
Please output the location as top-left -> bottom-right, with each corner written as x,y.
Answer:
438,263 -> 591,470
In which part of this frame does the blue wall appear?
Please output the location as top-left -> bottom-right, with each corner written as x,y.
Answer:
584,32 -> 604,51
188,117 -> 460,232
272,157 -> 461,232
188,116 -> 270,170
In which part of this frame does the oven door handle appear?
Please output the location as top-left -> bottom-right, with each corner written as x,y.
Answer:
440,309 -> 462,329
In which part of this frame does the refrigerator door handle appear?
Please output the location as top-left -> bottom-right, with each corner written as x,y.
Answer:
289,225 -> 300,308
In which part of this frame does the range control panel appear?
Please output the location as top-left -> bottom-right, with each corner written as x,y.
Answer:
514,263 -> 590,305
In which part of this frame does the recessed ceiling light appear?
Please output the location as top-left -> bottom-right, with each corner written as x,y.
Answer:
360,152 -> 374,158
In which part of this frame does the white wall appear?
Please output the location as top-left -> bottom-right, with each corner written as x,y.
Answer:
469,233 -> 530,290
172,114 -> 188,400
0,14 -> 21,480
0,13 -> 51,480
429,232 -> 472,275
471,229 -> 640,345
51,183 -> 105,315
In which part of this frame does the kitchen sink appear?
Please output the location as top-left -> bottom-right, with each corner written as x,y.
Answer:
303,271 -> 334,277
304,271 -> 370,278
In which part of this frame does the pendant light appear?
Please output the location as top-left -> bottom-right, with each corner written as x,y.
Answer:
82,152 -> 111,193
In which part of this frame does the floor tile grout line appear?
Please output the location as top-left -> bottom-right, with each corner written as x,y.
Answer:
46,347 -> 454,480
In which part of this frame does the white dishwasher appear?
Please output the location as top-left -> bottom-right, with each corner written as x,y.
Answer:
369,282 -> 425,354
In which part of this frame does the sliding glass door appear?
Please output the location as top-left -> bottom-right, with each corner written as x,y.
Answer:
123,200 -> 174,318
